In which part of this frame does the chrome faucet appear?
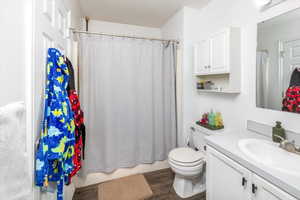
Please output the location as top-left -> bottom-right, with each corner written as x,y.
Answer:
274,135 -> 300,155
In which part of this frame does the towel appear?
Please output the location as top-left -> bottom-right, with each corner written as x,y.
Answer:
0,102 -> 31,200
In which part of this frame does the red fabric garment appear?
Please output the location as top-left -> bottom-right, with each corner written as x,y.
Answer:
68,90 -> 85,182
282,86 -> 300,113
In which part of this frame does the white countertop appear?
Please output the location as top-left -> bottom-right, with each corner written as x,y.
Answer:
204,129 -> 300,199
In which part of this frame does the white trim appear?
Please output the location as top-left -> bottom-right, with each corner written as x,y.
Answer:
31,0 -> 40,199
25,0 -> 36,199
278,40 -> 284,98
176,46 -> 184,146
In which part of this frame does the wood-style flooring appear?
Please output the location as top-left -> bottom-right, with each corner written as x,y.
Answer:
73,168 -> 206,200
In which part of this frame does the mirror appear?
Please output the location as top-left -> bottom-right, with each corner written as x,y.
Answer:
257,8 -> 300,113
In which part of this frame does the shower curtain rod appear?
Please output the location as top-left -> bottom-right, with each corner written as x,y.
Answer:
70,28 -> 180,44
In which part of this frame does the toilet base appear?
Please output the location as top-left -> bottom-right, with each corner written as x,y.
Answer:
173,174 -> 206,198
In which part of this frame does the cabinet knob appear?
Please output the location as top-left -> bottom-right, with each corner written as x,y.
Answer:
252,183 -> 258,194
242,177 -> 247,187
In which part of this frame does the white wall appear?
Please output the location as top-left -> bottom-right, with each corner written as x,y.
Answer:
181,4 -> 253,142
64,0 -> 83,29
0,1 -> 30,106
161,10 -> 184,41
162,0 -> 300,146
89,20 -> 162,38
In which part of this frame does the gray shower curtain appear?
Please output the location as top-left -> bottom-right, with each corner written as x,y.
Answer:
79,34 -> 177,174
256,51 -> 270,108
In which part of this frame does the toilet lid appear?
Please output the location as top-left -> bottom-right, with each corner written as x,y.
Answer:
168,147 -> 204,163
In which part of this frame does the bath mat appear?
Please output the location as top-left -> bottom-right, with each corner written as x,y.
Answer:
98,174 -> 153,200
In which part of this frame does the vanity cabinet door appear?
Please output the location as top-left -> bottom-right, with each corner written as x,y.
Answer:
194,40 -> 210,75
252,174 -> 298,200
207,147 -> 251,200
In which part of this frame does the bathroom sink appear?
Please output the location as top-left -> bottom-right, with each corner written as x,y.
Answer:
238,138 -> 300,177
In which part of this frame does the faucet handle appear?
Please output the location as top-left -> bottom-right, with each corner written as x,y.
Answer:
273,135 -> 286,142
273,135 -> 288,149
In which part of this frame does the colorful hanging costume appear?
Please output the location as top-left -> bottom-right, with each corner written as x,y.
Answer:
65,57 -> 86,183
282,86 -> 300,113
67,89 -> 85,181
282,68 -> 300,113
35,48 -> 76,200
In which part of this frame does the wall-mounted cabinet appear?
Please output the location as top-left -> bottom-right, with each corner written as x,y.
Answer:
194,27 -> 241,93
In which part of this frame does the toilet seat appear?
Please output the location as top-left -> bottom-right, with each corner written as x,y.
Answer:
169,157 -> 204,167
168,147 -> 205,167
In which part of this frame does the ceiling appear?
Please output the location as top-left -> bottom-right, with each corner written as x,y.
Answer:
79,0 -> 210,28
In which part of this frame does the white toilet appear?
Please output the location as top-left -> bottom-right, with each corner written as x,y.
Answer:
168,126 -> 210,198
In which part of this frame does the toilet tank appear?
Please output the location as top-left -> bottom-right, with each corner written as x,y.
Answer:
189,124 -> 223,153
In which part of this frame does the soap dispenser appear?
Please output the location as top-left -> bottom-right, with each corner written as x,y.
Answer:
272,121 -> 286,143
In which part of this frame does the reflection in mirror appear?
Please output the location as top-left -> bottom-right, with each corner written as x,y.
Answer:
257,8 -> 300,113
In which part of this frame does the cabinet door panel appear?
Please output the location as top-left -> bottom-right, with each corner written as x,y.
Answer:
252,175 -> 298,200
210,30 -> 229,73
194,40 -> 210,74
207,147 -> 250,200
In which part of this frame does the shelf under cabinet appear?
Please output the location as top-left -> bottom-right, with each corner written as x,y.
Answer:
197,89 -> 240,94
194,72 -> 230,76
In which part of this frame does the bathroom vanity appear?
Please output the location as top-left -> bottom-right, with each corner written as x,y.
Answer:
205,125 -> 300,200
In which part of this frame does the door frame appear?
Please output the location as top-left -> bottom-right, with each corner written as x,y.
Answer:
25,0 -> 36,199
278,40 -> 284,98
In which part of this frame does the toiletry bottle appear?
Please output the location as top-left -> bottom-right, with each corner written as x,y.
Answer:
272,121 -> 286,143
215,112 -> 223,128
208,110 -> 215,127
201,113 -> 208,124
